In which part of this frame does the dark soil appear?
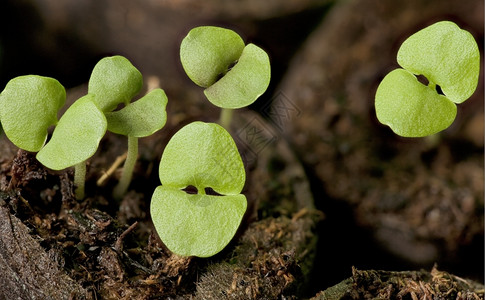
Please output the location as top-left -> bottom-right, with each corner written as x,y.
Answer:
0,0 -> 483,299
0,97 -> 320,299
313,266 -> 484,300
274,0 -> 484,295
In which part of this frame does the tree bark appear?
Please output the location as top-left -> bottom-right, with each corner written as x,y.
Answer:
0,193 -> 88,300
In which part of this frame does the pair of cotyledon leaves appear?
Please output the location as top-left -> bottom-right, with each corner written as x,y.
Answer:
150,26 -> 270,257
0,56 -> 167,170
180,26 -> 271,109
151,121 -> 247,258
375,21 -> 480,137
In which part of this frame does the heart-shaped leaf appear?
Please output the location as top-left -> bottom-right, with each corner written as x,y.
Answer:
397,21 -> 480,104
180,26 -> 245,88
159,121 -> 245,194
204,43 -> 271,109
37,94 -> 107,170
0,75 -> 65,152
88,56 -> 143,112
151,187 -> 247,257
180,26 -> 271,109
105,88 -> 168,137
151,121 -> 247,257
375,69 -> 457,137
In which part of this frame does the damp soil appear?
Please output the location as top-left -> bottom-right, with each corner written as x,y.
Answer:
273,0 -> 484,294
0,0 -> 484,299
0,104 -> 320,299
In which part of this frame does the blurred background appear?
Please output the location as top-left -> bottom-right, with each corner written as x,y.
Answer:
0,0 -> 483,295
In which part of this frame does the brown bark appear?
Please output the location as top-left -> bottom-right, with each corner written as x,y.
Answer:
0,193 -> 87,300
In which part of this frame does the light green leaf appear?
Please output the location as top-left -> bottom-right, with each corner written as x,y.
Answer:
37,94 -> 107,170
105,88 -> 168,137
0,75 -> 65,152
205,43 -> 271,109
151,121 -> 247,257
375,69 -> 457,137
151,187 -> 247,257
88,56 -> 143,112
397,21 -> 480,104
159,121 -> 245,195
180,26 -> 245,88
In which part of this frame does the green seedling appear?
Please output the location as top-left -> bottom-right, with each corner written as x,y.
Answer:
180,26 -> 271,129
150,121 -> 247,257
0,75 -> 66,152
0,56 -> 167,200
106,89 -> 168,198
37,94 -> 107,200
89,56 -> 168,199
0,74 -> 102,200
375,21 -> 480,137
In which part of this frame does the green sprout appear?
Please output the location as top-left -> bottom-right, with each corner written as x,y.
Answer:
180,26 -> 271,129
0,75 -> 66,152
0,74 -> 104,200
150,121 -> 247,257
37,94 -> 107,200
88,56 -> 168,199
375,21 -> 480,137
0,56 -> 167,200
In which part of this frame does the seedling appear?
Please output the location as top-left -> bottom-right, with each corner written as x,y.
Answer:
0,56 -> 166,200
150,121 -> 247,257
88,56 -> 168,199
180,26 -> 271,129
375,21 -> 480,137
0,75 -> 66,152
36,94 -> 107,200
0,74 -> 104,200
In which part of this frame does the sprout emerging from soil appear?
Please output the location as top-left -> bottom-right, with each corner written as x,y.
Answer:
89,56 -> 168,199
375,21 -> 480,137
0,75 -> 105,200
180,26 -> 271,129
1,56 -> 167,201
150,121 -> 247,257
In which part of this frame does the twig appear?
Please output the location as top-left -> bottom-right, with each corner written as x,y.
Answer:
96,152 -> 127,186
114,221 -> 138,253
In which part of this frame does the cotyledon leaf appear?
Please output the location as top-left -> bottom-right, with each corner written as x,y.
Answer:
180,26 -> 245,88
151,187 -> 247,257
88,55 -> 143,112
159,121 -> 245,195
0,75 -> 65,152
204,43 -> 271,109
375,68 -> 457,137
37,94 -> 107,170
105,88 -> 168,137
397,21 -> 480,104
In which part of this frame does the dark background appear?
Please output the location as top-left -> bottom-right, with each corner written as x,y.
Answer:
0,0 -> 483,295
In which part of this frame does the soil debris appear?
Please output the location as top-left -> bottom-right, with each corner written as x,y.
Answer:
313,266 -> 485,300
195,209 -> 323,299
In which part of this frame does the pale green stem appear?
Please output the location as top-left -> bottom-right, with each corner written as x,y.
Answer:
219,108 -> 234,130
74,162 -> 86,200
424,133 -> 440,148
113,136 -> 138,199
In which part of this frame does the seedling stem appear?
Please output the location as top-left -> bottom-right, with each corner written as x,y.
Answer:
74,162 -> 86,200
114,135 -> 138,199
219,108 -> 234,130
